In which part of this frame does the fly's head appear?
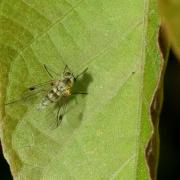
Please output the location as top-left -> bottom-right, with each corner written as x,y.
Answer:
63,71 -> 75,85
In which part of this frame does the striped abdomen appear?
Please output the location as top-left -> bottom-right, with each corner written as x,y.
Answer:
47,87 -> 62,102
37,85 -> 63,110
37,80 -> 73,110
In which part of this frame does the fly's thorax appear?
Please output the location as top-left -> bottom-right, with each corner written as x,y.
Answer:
62,77 -> 74,96
56,81 -> 66,92
55,75 -> 75,96
62,87 -> 71,96
63,77 -> 74,88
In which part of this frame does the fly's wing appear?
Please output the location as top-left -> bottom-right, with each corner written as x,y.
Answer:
46,96 -> 68,130
5,80 -> 54,105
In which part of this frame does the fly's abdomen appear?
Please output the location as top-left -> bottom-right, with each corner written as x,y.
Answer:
37,88 -> 61,110
47,87 -> 62,102
37,96 -> 51,110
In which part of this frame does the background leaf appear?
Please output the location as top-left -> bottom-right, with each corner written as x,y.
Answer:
0,0 -> 162,179
158,0 -> 180,59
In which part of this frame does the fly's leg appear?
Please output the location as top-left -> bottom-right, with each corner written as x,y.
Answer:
63,65 -> 88,80
71,92 -> 88,105
75,67 -> 88,80
63,65 -> 76,79
63,65 -> 68,74
43,64 -> 60,78
63,65 -> 72,74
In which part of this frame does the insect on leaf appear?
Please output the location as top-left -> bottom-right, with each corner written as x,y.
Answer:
0,0 -> 164,180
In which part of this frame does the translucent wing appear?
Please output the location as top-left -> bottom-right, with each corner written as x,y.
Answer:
47,96 -> 68,129
5,80 -> 54,105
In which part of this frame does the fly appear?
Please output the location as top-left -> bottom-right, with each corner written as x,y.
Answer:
5,64 -> 88,127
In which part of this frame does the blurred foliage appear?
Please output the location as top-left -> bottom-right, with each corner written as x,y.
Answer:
158,0 -> 180,59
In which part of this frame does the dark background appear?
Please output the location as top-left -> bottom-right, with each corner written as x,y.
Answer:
158,50 -> 180,180
0,144 -> 12,180
0,51 -> 179,179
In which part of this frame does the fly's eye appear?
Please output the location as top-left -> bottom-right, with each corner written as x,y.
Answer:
64,72 -> 71,76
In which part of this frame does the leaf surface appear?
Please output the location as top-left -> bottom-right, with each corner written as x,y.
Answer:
0,0 -> 162,179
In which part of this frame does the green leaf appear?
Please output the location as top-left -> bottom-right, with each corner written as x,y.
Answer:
0,0 -> 162,179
